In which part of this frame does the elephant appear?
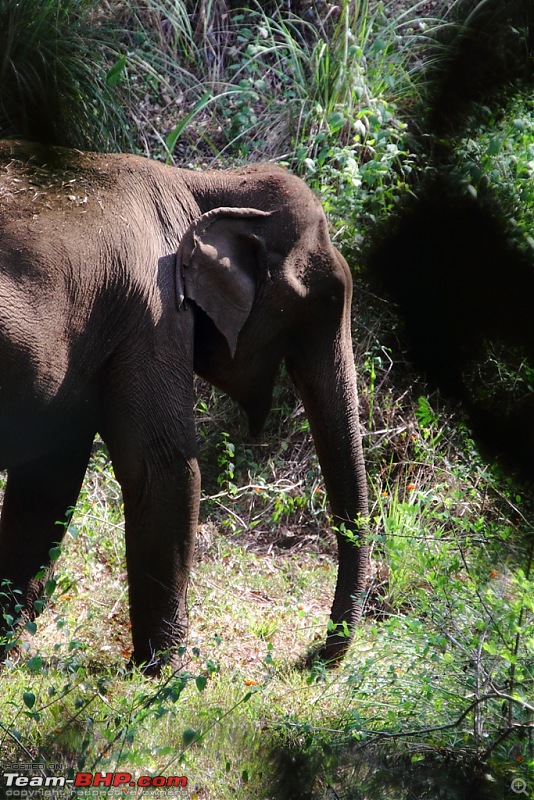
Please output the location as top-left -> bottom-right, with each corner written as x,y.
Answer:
0,140 -> 369,674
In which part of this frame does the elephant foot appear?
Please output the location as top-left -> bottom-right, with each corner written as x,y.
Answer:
129,642 -> 186,678
301,627 -> 352,670
315,640 -> 348,666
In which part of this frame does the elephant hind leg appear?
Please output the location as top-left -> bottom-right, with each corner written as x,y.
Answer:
0,438 -> 94,655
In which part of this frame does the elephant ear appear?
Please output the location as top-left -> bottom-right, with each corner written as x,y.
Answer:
176,207 -> 272,357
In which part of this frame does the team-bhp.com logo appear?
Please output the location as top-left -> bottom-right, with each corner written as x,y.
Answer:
3,770 -> 188,793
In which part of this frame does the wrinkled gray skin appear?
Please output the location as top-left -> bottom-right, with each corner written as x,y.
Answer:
0,141 -> 368,674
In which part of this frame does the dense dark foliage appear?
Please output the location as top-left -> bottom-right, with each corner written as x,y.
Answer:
426,0 -> 534,135
369,179 -> 534,477
367,0 -> 534,478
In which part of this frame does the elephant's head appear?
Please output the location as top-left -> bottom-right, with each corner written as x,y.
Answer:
177,166 -> 369,661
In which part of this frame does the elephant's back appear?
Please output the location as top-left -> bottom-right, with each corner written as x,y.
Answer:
0,140 -> 115,224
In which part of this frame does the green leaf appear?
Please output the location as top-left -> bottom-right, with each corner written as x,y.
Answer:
485,137 -> 501,156
25,621 -> 37,635
68,524 -> 79,540
49,546 -> 61,562
195,675 -> 207,692
327,110 -> 346,133
23,691 -> 36,710
415,396 -> 439,429
106,55 -> 127,87
182,728 -> 198,745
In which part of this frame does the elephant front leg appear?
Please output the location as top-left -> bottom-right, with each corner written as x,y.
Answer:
121,456 -> 201,674
101,341 -> 201,675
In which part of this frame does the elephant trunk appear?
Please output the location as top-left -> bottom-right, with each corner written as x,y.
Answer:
287,306 -> 369,662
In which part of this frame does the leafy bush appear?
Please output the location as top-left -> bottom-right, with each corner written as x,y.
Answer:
448,89 -> 534,244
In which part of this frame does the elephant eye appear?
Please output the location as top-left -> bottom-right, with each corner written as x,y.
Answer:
310,291 -> 343,320
307,272 -> 346,316
323,292 -> 342,309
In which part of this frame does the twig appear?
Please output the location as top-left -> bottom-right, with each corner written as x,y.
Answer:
355,691 -> 534,750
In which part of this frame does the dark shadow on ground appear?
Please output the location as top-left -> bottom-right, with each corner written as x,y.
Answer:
267,741 -> 511,799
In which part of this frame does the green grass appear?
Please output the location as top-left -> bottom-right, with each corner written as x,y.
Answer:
0,0 -> 133,149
